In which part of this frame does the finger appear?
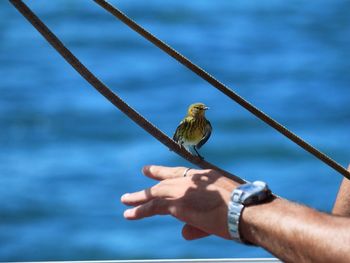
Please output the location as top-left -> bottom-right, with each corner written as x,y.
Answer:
182,224 -> 210,240
123,198 -> 170,220
143,165 -> 197,180
121,183 -> 169,206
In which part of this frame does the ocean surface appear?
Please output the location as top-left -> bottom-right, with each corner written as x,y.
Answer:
1,0 -> 350,261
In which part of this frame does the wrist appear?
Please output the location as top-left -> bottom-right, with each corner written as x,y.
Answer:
239,196 -> 279,245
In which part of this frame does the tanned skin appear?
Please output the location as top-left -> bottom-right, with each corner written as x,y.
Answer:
121,165 -> 350,263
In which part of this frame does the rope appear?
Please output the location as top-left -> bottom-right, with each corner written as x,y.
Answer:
93,0 -> 350,180
9,0 -> 246,184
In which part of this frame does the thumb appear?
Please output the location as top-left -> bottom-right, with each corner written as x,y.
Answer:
182,223 -> 210,240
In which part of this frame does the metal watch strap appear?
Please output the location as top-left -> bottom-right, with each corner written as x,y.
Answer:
228,187 -> 246,242
228,181 -> 270,244
228,197 -> 244,240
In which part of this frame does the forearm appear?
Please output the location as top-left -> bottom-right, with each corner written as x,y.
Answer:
241,197 -> 350,263
333,177 -> 350,216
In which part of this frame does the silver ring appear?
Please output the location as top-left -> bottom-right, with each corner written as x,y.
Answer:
183,168 -> 192,177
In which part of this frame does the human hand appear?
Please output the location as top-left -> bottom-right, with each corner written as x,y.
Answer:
121,165 -> 241,240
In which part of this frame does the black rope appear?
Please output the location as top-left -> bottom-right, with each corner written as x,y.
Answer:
9,0 -> 246,184
93,0 -> 350,180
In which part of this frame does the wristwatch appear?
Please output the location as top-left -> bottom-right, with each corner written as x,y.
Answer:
228,181 -> 272,244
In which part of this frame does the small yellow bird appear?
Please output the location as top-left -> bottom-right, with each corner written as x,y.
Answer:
173,102 -> 212,159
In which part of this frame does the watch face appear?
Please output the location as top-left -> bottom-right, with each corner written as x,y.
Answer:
240,183 -> 263,193
238,182 -> 269,205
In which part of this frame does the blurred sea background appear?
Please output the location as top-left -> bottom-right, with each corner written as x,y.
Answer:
1,0 -> 350,261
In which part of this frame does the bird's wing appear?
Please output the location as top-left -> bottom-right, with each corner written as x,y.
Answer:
197,120 -> 212,149
173,120 -> 187,143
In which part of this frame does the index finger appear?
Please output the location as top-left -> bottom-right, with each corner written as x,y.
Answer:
142,165 -> 196,181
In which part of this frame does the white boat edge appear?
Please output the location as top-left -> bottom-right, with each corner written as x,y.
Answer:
7,259 -> 281,263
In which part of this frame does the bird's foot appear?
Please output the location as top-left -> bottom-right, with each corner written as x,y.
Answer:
193,147 -> 204,160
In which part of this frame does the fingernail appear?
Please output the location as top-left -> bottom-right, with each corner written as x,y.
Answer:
124,209 -> 132,217
121,193 -> 130,202
142,165 -> 150,175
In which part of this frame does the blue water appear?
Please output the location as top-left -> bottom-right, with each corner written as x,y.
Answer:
1,0 -> 350,261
